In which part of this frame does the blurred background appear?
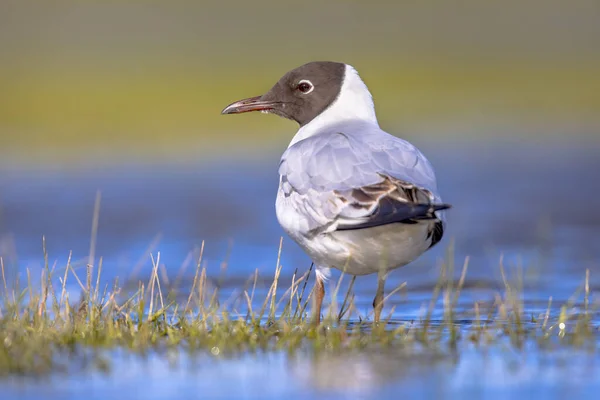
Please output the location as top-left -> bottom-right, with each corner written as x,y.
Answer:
0,0 -> 599,308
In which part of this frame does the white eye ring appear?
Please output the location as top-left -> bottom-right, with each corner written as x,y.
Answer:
297,79 -> 314,94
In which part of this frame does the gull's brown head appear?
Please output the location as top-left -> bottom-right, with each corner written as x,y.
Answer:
221,61 -> 346,126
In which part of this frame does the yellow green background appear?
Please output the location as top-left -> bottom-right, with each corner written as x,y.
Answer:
1,0 -> 598,165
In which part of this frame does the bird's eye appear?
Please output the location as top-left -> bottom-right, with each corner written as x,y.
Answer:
296,80 -> 314,94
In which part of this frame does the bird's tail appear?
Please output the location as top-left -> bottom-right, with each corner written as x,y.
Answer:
405,202 -> 452,221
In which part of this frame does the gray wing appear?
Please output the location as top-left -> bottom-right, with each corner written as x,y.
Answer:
278,124 -> 449,235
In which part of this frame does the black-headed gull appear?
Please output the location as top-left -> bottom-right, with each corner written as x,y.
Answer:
222,61 -> 451,324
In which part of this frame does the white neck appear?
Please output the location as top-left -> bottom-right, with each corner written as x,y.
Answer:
288,64 -> 379,147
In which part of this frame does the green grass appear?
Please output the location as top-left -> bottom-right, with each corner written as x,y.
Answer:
0,237 -> 598,377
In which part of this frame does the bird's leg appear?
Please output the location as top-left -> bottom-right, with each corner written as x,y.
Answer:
313,273 -> 325,325
373,272 -> 386,324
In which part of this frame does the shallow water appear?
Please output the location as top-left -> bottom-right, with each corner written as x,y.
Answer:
1,137 -> 598,301
1,136 -> 600,397
3,346 -> 600,399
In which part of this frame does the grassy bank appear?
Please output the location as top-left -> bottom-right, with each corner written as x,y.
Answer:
2,61 -> 599,166
2,62 -> 599,142
0,240 -> 597,377
2,1 -> 599,164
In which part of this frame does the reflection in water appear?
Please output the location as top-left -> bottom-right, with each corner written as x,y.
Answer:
289,348 -> 456,392
2,347 -> 599,400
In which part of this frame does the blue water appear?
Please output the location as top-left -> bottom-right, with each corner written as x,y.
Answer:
1,136 -> 600,398
4,347 -> 600,399
1,138 -> 598,300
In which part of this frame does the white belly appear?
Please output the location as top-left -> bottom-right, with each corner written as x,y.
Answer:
276,187 -> 433,276
323,223 -> 433,275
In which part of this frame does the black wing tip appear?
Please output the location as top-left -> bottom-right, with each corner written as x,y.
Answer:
433,203 -> 452,212
336,201 -> 451,231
